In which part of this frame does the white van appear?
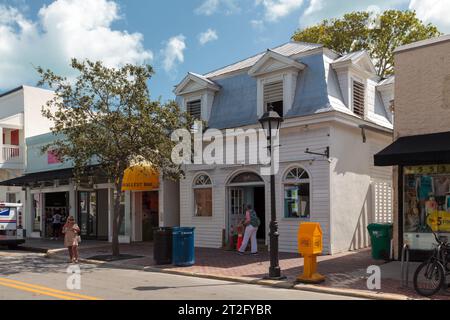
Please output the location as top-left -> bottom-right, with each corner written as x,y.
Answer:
0,203 -> 25,249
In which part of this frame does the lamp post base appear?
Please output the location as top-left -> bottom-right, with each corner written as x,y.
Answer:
264,267 -> 287,281
263,275 -> 287,281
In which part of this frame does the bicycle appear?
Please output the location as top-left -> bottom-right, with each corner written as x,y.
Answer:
413,231 -> 450,297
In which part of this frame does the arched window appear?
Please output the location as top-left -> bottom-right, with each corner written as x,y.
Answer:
283,167 -> 310,219
193,174 -> 212,217
230,172 -> 263,184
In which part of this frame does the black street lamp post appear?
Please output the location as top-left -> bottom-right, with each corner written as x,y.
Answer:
259,105 -> 285,280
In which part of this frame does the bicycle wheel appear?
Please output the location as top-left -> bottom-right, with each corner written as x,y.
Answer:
413,260 -> 445,297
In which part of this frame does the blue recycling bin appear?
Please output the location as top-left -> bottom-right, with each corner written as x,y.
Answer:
172,227 -> 195,267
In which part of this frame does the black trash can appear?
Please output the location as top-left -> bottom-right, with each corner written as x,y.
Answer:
153,227 -> 173,265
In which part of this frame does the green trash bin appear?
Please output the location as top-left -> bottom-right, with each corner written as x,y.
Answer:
367,223 -> 393,260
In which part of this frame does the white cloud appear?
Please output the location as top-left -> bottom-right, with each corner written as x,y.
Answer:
195,0 -> 240,16
161,35 -> 186,73
297,0 -> 408,28
198,29 -> 219,45
250,19 -> 265,30
195,0 -> 220,15
304,0 -> 323,16
255,0 -> 305,22
409,0 -> 450,32
0,0 -> 152,89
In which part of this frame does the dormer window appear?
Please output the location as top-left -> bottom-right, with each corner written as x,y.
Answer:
174,73 -> 220,122
264,80 -> 284,116
352,80 -> 366,118
187,99 -> 202,120
248,50 -> 305,118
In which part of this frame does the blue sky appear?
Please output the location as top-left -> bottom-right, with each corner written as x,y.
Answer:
1,0 -> 449,101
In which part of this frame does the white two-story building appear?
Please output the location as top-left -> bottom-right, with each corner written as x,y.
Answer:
174,42 -> 395,255
0,86 -> 179,242
0,86 -> 55,207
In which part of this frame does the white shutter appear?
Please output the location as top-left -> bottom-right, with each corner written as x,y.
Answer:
187,100 -> 202,120
264,81 -> 283,104
352,80 -> 365,117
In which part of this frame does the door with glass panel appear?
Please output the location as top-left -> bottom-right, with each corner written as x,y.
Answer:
228,188 -> 245,236
78,191 -> 97,238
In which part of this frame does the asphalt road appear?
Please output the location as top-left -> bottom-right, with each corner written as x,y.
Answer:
0,250 -> 362,300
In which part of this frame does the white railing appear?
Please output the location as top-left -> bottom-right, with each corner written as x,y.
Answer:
1,145 -> 22,163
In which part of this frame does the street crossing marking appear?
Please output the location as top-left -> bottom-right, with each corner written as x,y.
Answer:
0,277 -> 102,300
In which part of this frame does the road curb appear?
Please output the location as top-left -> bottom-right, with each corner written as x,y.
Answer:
17,246 -> 50,254
292,284 -> 414,300
45,255 -> 417,300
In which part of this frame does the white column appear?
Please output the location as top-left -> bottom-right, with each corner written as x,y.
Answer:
19,129 -> 25,164
121,190 -> 131,243
25,187 -> 33,236
0,126 -> 3,162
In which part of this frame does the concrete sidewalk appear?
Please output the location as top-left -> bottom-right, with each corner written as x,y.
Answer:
18,238 -> 110,253
45,242 -> 450,300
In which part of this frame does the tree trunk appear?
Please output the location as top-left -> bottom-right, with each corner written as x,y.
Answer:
112,177 -> 124,257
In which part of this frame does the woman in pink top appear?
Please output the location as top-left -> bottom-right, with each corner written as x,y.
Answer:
238,204 -> 260,255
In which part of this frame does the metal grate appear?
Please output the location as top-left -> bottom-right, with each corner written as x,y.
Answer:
187,100 -> 202,120
352,80 -> 365,118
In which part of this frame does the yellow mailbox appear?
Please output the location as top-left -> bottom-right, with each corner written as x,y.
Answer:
297,222 -> 325,284
298,222 -> 323,255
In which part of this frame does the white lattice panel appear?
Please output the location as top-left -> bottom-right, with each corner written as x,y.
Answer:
373,181 -> 393,223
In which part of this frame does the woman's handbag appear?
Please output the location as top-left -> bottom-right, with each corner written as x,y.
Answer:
75,226 -> 81,243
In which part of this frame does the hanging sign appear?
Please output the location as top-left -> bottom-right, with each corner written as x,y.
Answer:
404,165 -> 450,175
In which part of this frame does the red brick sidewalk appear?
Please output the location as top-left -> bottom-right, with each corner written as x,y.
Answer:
53,243 -> 450,300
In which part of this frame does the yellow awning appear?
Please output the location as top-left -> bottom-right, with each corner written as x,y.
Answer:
122,165 -> 160,191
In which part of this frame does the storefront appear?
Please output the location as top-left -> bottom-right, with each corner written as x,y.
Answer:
375,131 -> 450,259
0,166 -> 112,241
78,189 -> 109,240
122,165 -> 161,242
226,172 -> 266,242
402,165 -> 450,250
43,192 -> 69,238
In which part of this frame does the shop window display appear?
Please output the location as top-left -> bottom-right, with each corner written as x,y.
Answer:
404,165 -> 450,249
283,167 -> 311,219
193,174 -> 213,217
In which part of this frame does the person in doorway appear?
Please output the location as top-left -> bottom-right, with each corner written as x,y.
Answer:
238,204 -> 261,256
62,216 -> 81,263
51,210 -> 62,240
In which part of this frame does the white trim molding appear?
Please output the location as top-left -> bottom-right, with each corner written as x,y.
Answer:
248,50 -> 305,77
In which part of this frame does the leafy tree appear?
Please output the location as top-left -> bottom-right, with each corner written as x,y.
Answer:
293,10 -> 441,78
37,59 -> 192,256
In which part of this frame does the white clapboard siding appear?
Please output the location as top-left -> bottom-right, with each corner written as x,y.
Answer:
277,126 -> 331,254
180,168 -> 226,248
277,160 -> 331,254
180,124 -> 332,253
